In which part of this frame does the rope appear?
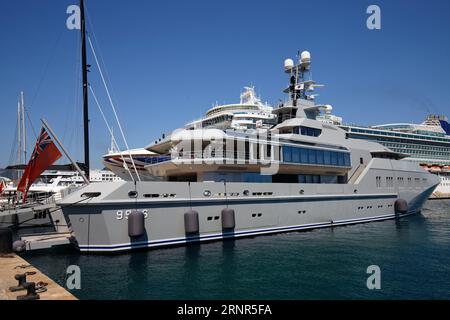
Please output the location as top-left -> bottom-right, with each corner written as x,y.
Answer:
89,85 -> 135,181
87,36 -> 141,181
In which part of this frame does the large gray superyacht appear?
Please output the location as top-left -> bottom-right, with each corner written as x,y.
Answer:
59,52 -> 439,253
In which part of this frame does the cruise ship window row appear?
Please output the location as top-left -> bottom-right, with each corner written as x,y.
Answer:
358,137 -> 450,153
350,128 -> 450,143
383,143 -> 450,153
386,146 -> 450,156
282,146 -> 351,167
201,114 -> 234,127
349,135 -> 450,153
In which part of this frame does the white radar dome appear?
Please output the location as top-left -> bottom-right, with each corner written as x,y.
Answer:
300,51 -> 311,65
284,59 -> 294,71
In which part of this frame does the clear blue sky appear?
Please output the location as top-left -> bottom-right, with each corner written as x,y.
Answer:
1,0 -> 449,169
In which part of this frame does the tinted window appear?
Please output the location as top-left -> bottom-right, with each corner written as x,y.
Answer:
283,147 -> 292,162
338,152 -> 344,166
301,127 -> 308,135
300,148 -> 308,163
324,151 -> 331,165
316,150 -> 324,164
344,153 -> 351,167
292,147 -> 300,163
308,149 -> 316,164
331,152 -> 338,165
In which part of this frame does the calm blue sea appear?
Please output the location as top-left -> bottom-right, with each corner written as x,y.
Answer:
23,200 -> 450,300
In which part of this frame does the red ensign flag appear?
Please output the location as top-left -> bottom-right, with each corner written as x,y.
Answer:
17,127 -> 62,199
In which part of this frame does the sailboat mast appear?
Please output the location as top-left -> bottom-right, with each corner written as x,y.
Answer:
17,101 -> 21,172
80,0 -> 90,180
21,91 -> 26,163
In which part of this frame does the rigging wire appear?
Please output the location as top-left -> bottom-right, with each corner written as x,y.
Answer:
89,85 -> 135,181
83,4 -> 141,181
63,35 -> 83,163
87,36 -> 141,181
62,34 -> 81,149
25,28 -> 65,143
84,3 -> 120,107
7,121 -> 19,166
24,108 -> 37,141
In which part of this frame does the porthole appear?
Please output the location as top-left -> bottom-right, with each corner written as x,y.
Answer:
243,190 -> 250,196
203,190 -> 211,197
128,191 -> 138,198
81,192 -> 101,198
299,190 -> 305,195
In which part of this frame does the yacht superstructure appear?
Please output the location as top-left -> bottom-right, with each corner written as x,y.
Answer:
102,87 -> 275,181
59,51 -> 439,253
339,115 -> 450,198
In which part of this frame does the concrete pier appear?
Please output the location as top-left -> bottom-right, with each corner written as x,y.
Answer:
0,253 -> 77,300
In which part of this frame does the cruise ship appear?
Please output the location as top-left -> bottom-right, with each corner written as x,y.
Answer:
59,51 -> 439,253
338,115 -> 450,198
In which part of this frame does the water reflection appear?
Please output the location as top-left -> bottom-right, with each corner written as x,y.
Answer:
22,200 -> 450,299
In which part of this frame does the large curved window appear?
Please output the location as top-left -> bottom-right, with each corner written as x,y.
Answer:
282,146 -> 351,167
293,126 -> 322,137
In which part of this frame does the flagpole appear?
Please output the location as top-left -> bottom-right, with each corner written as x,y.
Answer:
41,119 -> 90,185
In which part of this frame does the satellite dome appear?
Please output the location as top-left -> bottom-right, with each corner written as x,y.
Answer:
284,59 -> 294,71
300,51 -> 311,65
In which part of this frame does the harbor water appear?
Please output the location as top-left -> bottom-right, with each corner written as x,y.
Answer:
23,199 -> 450,300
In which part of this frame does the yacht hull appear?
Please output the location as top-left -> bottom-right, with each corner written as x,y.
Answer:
59,161 -> 438,253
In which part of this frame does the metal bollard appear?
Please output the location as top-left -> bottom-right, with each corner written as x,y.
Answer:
9,273 -> 27,292
16,282 -> 40,300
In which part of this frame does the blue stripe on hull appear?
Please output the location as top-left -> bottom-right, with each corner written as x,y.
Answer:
78,211 -> 416,252
71,193 -> 398,209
